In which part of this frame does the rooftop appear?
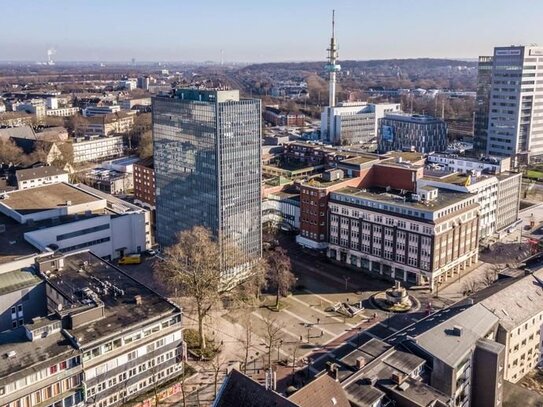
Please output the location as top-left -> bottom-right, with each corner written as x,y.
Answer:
39,251 -> 178,346
214,369 -> 297,407
289,373 -> 350,407
0,183 -> 99,214
340,155 -> 380,166
480,268 -> 543,331
0,267 -> 41,296
383,113 -> 444,123
0,328 -> 76,383
332,185 -> 474,213
383,151 -> 425,164
15,166 -> 68,182
414,303 -> 499,367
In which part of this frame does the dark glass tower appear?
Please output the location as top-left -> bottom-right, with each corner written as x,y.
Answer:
153,89 -> 262,279
473,56 -> 493,156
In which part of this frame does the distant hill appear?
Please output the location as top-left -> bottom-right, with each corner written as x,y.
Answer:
241,58 -> 477,73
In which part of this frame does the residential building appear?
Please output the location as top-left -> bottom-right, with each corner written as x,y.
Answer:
378,113 -> 447,153
409,303 -> 504,407
83,105 -> 121,117
16,99 -> 46,118
15,166 -> 69,189
120,97 -> 152,110
0,250 -> 184,407
0,112 -> 34,127
486,46 -> 543,164
153,89 -> 262,280
82,168 -> 134,195
0,182 -> 151,260
321,102 -> 401,145
46,97 -> 58,109
473,56 -> 494,155
327,164 -> 480,289
0,255 -> 45,331
71,136 -> 124,163
46,107 -> 79,117
81,112 -> 136,136
134,158 -> 156,210
263,106 -> 305,127
480,268 -> 543,383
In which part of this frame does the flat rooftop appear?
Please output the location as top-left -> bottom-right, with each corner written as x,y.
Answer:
340,155 -> 380,166
332,185 -> 474,213
383,151 -> 425,163
0,328 -> 75,383
1,183 -> 100,214
44,251 -> 178,346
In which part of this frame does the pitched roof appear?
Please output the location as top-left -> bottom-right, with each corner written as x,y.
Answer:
214,370 -> 298,407
15,166 -> 68,182
415,303 -> 499,367
288,374 -> 350,407
0,125 -> 36,141
480,268 -> 543,331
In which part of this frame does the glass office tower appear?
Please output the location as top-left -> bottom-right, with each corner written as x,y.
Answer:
153,89 -> 262,279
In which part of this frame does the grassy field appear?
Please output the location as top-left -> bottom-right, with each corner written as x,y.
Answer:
526,170 -> 543,179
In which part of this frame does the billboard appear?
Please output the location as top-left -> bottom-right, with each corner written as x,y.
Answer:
382,125 -> 394,142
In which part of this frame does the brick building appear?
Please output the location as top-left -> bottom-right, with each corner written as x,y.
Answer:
134,158 -> 155,210
263,106 -> 305,127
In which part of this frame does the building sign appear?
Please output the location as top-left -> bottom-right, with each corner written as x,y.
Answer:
382,125 -> 394,142
495,49 -> 521,56
529,49 -> 543,56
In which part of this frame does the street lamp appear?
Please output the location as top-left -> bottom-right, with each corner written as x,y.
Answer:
305,323 -> 313,343
343,275 -> 350,291
277,339 -> 283,363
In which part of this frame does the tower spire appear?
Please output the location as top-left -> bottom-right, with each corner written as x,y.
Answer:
325,10 -> 340,108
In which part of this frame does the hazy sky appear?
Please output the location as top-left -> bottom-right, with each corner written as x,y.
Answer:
1,0 -> 542,63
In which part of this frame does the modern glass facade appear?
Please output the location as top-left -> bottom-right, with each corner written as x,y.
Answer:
153,89 -> 262,279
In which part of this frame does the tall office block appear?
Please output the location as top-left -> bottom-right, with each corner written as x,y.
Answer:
473,56 -> 494,156
486,45 -> 543,164
153,89 -> 262,280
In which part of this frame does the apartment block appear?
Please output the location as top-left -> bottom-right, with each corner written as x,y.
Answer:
15,166 -> 69,190
71,136 -> 124,163
263,106 -> 305,127
0,250 -> 184,407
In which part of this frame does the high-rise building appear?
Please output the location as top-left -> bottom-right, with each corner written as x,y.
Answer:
378,113 -> 447,153
473,56 -> 494,156
153,89 -> 262,280
486,45 -> 543,164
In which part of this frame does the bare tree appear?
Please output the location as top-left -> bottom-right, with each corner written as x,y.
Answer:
266,247 -> 296,309
263,315 -> 285,369
211,352 -> 227,400
154,227 -> 241,353
0,139 -> 25,164
238,314 -> 255,374
137,130 -> 153,158
480,265 -> 500,288
462,278 -> 478,296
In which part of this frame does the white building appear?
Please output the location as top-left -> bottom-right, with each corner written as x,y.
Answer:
486,45 -> 543,164
120,97 -> 152,110
16,99 -> 46,118
0,182 -> 151,260
15,166 -> 69,190
71,136 -> 124,163
419,170 -> 521,239
83,105 -> 121,117
321,102 -> 401,145
262,191 -> 300,232
46,96 -> 58,109
46,107 -> 79,117
480,268 -> 543,383
427,153 -> 511,175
